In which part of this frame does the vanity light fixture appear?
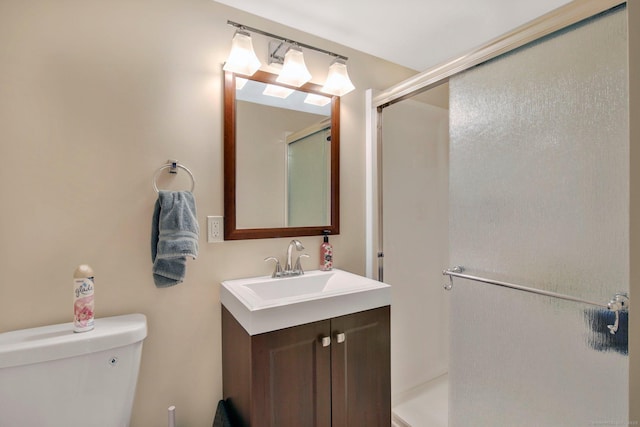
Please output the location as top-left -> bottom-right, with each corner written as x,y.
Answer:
276,46 -> 312,87
223,30 -> 261,76
322,58 -> 355,96
226,20 -> 356,96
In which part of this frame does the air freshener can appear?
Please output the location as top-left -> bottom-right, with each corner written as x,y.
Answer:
73,264 -> 95,333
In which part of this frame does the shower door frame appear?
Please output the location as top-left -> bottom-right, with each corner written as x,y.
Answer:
366,0 -> 624,280
364,0 -> 638,421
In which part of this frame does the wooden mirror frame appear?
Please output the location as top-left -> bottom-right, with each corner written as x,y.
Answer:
224,70 -> 340,240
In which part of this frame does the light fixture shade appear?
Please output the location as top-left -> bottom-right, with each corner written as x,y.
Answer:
223,30 -> 261,76
304,93 -> 331,106
322,59 -> 355,96
263,84 -> 294,98
235,77 -> 248,90
276,46 -> 312,87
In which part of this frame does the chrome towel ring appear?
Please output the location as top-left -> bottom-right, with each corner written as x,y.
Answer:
153,160 -> 195,193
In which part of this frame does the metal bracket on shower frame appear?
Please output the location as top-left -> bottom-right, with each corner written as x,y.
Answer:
442,266 -> 630,335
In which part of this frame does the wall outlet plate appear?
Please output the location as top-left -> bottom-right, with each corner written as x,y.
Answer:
207,216 -> 224,243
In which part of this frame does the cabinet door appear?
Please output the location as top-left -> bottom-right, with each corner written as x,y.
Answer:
331,306 -> 391,427
252,320 -> 332,427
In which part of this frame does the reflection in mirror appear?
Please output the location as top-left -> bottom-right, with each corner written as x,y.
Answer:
235,80 -> 330,228
224,70 -> 340,240
287,119 -> 331,227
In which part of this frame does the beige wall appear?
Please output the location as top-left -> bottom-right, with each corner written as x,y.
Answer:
0,1 -> 416,426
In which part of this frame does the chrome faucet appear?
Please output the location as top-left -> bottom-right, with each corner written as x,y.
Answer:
264,240 -> 308,278
285,240 -> 304,273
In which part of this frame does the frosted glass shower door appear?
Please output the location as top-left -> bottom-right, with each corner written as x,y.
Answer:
449,6 -> 629,427
287,128 -> 330,227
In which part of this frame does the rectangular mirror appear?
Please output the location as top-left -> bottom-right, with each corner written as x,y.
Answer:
224,70 -> 340,240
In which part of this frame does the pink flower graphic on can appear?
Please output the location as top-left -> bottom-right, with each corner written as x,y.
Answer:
74,296 -> 94,327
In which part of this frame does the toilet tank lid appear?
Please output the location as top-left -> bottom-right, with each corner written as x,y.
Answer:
0,314 -> 147,369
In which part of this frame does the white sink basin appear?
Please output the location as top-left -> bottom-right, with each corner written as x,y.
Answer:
221,269 -> 391,335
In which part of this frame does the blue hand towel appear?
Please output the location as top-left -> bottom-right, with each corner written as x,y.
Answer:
151,191 -> 199,287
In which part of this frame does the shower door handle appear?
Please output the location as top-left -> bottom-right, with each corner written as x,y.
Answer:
607,293 -> 629,334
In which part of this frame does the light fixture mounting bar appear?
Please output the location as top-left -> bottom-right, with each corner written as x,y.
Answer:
227,20 -> 348,61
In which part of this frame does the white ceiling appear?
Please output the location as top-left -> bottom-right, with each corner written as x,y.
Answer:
215,0 -> 572,71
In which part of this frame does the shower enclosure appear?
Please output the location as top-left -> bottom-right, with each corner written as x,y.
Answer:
367,1 -> 635,425
448,6 -> 628,425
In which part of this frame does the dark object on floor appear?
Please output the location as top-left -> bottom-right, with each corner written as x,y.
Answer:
213,399 -> 233,427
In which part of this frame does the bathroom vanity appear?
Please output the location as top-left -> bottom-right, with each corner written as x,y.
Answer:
220,269 -> 391,427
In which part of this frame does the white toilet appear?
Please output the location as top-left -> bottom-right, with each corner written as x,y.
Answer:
0,313 -> 147,427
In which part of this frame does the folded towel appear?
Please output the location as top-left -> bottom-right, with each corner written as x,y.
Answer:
212,400 -> 233,427
151,190 -> 199,287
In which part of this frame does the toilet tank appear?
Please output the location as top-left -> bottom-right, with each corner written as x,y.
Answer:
0,314 -> 147,427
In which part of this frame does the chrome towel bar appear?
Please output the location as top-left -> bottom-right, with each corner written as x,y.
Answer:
443,266 -> 629,334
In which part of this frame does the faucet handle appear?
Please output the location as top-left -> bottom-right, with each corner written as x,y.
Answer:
294,253 -> 310,275
264,256 -> 283,278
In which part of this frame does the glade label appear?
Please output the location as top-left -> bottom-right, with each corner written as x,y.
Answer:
74,277 -> 94,298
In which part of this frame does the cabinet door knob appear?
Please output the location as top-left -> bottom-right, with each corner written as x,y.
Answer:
336,333 -> 346,344
321,336 -> 331,347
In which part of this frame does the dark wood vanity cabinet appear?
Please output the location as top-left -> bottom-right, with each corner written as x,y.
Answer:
222,305 -> 390,427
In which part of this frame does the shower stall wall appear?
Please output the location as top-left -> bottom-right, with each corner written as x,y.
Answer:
381,98 -> 449,426
449,6 -> 629,426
